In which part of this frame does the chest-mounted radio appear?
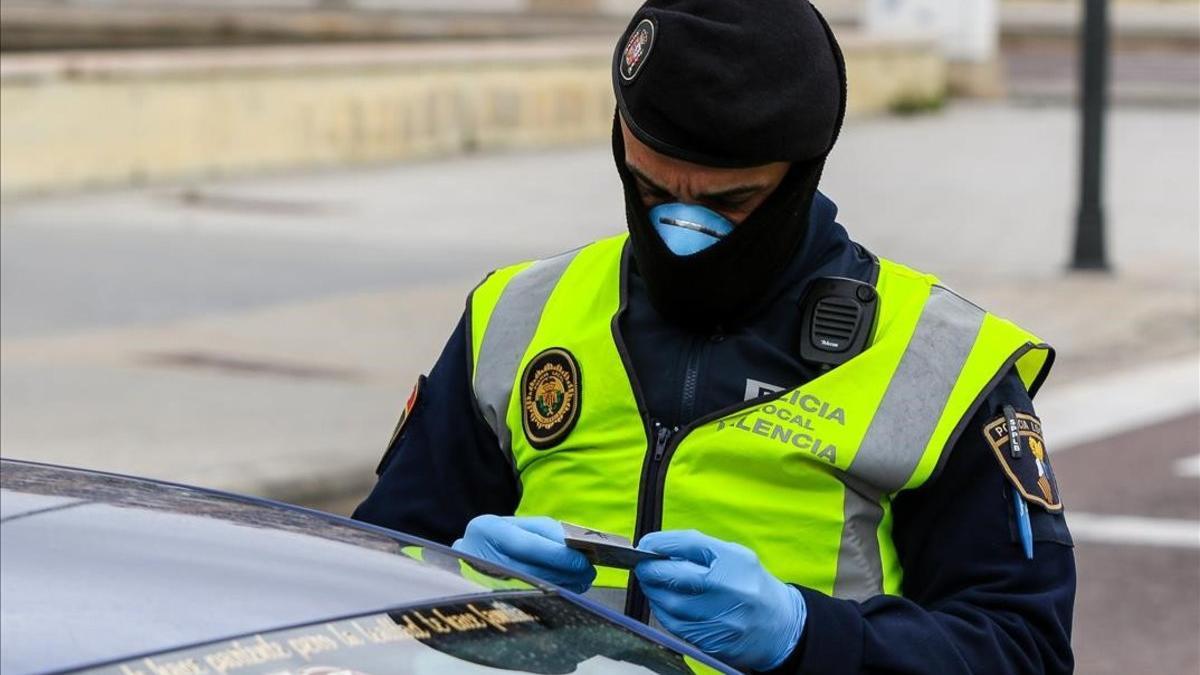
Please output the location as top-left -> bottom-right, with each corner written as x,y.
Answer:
798,277 -> 879,370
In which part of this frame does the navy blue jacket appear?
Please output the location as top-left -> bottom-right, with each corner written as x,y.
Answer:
355,193 -> 1075,674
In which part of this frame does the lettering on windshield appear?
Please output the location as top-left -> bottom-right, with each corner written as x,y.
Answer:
110,601 -> 539,675
91,596 -> 695,675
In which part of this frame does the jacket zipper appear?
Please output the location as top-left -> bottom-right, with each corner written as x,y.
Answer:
609,247 -> 665,621
679,336 -> 702,423
626,420 -> 677,620
653,421 -> 676,463
625,336 -> 705,621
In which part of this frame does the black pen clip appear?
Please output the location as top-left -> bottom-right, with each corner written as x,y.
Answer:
1003,404 -> 1022,458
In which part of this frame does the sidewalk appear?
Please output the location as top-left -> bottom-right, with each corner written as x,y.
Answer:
2,101 -> 1196,506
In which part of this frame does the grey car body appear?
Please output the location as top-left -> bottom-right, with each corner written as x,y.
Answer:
0,459 -> 732,675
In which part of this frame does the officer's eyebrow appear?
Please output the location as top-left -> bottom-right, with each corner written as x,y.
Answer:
697,184 -> 767,202
626,163 -> 767,202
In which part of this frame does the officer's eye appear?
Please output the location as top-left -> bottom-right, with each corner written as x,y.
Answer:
705,195 -> 753,211
636,180 -> 673,204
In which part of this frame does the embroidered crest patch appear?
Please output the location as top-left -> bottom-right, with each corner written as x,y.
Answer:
521,348 -> 581,449
620,18 -> 656,83
377,374 -> 425,474
983,407 -> 1063,512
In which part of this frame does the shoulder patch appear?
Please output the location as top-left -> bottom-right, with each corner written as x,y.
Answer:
983,406 -> 1063,512
377,375 -> 425,475
521,348 -> 581,450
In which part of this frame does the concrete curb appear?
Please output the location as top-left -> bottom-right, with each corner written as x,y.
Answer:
1,36 -> 944,198
1008,83 -> 1200,108
0,40 -> 617,198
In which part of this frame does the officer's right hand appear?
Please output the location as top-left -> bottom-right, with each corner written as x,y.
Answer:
452,515 -> 596,593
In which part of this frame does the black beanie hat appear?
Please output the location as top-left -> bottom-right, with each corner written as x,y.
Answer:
613,0 -> 844,168
611,0 -> 847,330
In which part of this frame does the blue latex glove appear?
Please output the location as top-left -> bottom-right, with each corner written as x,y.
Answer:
635,530 -> 806,672
452,515 -> 596,593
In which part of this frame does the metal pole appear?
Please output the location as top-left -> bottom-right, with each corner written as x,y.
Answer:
1071,0 -> 1111,271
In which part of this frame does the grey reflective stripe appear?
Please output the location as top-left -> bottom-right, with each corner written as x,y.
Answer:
473,250 -> 579,454
583,586 -> 628,614
833,285 -> 985,600
832,473 -> 885,602
853,286 -> 985,491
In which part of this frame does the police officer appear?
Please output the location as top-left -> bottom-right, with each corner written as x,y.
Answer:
355,1 -> 1076,672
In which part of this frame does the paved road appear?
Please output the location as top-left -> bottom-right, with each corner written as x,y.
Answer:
1054,413 -> 1200,675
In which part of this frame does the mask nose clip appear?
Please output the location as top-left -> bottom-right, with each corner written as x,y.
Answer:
649,203 -> 734,256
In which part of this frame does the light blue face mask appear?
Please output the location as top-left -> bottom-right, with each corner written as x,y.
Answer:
649,203 -> 735,256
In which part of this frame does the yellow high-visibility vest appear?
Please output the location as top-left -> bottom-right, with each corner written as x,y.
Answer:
469,234 -> 1052,610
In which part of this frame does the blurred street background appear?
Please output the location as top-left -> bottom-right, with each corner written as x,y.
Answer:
1,1 -> 1197,672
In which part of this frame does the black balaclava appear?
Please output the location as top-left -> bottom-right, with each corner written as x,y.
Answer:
611,0 -> 847,331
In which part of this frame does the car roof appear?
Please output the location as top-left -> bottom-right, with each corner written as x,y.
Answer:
0,459 -> 545,674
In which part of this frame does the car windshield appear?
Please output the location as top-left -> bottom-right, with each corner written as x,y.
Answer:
81,594 -> 715,675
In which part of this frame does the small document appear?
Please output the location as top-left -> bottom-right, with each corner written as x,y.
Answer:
561,522 -> 668,569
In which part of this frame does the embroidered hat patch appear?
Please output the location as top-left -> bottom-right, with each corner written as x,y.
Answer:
620,18 -> 656,83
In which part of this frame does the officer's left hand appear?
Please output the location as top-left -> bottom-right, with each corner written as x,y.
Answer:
635,530 -> 806,672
